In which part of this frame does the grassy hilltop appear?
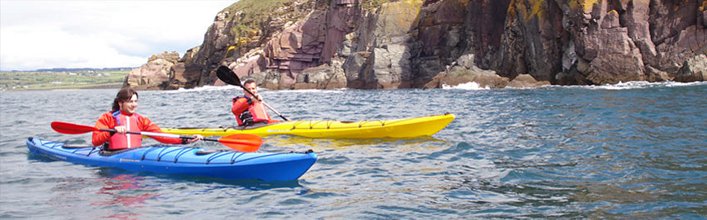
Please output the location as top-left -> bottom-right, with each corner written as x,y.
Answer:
0,69 -> 128,91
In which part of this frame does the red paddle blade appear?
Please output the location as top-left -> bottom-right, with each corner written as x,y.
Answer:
218,134 -> 263,152
51,121 -> 97,134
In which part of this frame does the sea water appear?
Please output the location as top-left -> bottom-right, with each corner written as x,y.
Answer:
1,82 -> 705,218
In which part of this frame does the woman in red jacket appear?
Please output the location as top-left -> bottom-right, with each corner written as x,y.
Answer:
92,87 -> 203,151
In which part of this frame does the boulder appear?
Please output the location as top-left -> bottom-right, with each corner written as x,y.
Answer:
125,51 -> 180,90
424,65 -> 508,89
675,54 -> 707,82
507,74 -> 551,88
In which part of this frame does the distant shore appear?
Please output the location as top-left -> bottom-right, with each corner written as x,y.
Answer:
0,70 -> 127,91
1,83 -> 124,91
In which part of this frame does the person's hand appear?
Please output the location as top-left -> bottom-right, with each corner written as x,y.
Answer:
186,135 -> 204,143
253,94 -> 263,102
114,125 -> 127,134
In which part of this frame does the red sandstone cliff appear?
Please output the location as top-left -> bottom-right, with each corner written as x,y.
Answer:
127,0 -> 706,89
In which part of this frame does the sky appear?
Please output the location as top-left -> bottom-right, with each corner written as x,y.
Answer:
0,0 -> 235,71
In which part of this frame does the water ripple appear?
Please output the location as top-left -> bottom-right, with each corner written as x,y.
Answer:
1,84 -> 705,218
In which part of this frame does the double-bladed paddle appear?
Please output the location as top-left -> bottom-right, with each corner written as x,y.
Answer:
216,66 -> 290,121
50,121 -> 262,152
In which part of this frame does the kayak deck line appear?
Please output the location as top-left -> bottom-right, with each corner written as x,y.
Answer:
30,137 -> 311,165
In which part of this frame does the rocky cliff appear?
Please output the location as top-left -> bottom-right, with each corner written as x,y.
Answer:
127,0 -> 706,89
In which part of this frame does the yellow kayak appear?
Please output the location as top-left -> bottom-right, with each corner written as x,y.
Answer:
163,114 -> 455,139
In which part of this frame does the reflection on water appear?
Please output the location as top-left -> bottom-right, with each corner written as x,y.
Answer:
93,173 -> 155,220
263,135 -> 448,152
96,168 -> 305,190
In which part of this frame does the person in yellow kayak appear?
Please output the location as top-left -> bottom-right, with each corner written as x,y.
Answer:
92,87 -> 203,151
231,79 -> 279,126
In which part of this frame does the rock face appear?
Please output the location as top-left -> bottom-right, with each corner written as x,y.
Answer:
124,51 -> 180,90
131,0 -> 707,90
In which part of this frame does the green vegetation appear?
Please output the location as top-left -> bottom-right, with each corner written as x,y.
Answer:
226,0 -> 285,42
223,0 -> 292,47
0,70 -> 127,91
229,0 -> 288,14
220,0 -> 396,50
363,0 -> 392,11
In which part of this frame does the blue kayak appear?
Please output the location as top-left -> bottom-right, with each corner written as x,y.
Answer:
27,137 -> 317,181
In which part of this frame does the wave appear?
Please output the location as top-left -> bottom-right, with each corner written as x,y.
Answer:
444,80 -> 705,91
165,81 -> 704,93
558,81 -> 707,90
273,88 -> 347,94
165,85 -> 348,94
164,85 -> 238,93
442,82 -> 491,90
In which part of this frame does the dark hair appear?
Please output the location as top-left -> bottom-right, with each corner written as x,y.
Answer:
243,79 -> 256,85
111,87 -> 138,112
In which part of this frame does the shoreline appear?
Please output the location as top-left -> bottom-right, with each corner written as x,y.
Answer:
1,83 -> 124,91
4,81 -> 704,92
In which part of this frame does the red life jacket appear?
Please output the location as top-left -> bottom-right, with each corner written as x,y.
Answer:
107,112 -> 144,150
232,96 -> 271,126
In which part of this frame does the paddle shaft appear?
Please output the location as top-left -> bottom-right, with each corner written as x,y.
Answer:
241,88 -> 289,121
51,121 -> 261,152
99,128 -> 214,141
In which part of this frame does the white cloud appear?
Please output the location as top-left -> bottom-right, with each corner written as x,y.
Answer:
0,0 -> 234,71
